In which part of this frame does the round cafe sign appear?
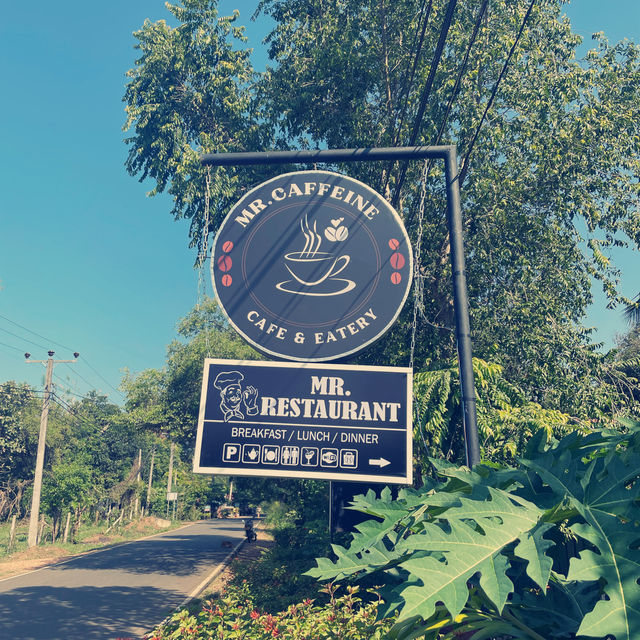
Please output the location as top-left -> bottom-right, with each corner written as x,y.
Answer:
211,170 -> 412,362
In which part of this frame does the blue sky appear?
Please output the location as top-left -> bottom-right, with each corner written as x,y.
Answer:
0,0 -> 638,404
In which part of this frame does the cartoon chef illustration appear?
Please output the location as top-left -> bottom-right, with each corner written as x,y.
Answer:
213,370 -> 259,421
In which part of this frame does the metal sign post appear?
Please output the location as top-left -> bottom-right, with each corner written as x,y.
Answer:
201,146 -> 479,467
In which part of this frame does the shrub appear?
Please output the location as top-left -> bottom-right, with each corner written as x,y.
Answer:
231,516 -> 331,612
145,583 -> 392,639
308,423 -> 640,639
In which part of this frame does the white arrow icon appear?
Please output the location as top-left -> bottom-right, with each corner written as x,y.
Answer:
369,457 -> 390,468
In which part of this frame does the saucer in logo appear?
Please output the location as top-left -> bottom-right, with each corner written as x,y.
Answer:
211,170 -> 412,362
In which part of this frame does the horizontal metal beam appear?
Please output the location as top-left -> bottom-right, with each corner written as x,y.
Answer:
199,144 -> 480,467
201,146 -> 454,167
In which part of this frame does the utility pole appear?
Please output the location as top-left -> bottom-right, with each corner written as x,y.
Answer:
25,350 -> 78,547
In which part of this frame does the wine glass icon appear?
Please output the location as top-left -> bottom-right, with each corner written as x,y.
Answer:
304,450 -> 315,463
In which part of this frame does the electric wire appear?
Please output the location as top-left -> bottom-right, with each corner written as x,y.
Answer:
381,0 -> 434,197
80,358 -> 124,398
0,339 -> 26,353
60,363 -> 101,395
0,326 -> 48,351
458,0 -> 537,187
391,0 -> 434,148
0,314 -> 123,399
0,382 -> 45,397
391,0 -> 460,209
50,394 -> 101,431
404,0 -> 490,230
52,374 -> 105,401
0,312 -> 74,352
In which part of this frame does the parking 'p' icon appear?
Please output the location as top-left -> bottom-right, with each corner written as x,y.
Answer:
223,443 -> 241,462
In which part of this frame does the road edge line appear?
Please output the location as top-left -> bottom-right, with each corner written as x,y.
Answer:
143,537 -> 247,638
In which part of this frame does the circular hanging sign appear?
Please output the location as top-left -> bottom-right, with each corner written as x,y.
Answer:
211,170 -> 412,362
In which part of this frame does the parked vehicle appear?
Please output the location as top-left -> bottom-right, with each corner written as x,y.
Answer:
243,518 -> 257,542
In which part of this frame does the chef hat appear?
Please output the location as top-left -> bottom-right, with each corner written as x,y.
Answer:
213,370 -> 244,390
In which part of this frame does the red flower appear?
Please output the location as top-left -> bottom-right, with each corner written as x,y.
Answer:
250,610 -> 260,620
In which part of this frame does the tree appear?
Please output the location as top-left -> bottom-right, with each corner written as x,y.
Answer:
0,382 -> 37,520
41,461 -> 93,540
123,0 -> 640,420
164,297 -> 261,449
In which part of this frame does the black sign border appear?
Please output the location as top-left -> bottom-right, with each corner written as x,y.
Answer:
193,358 -> 413,484
210,170 -> 413,362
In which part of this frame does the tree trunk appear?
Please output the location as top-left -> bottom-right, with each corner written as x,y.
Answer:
63,512 -> 71,543
8,515 -> 17,552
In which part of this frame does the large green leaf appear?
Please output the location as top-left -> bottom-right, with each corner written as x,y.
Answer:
568,520 -> 640,639
393,488 -> 546,622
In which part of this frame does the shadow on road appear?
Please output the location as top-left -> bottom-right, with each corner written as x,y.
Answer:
52,534 -> 242,576
0,584 -> 178,640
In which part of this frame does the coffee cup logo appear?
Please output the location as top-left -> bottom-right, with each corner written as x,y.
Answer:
211,170 -> 412,362
276,215 -> 355,296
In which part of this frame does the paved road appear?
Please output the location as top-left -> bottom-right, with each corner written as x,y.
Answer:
0,519 -> 245,640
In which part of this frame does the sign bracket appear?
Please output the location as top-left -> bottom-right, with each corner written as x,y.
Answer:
201,145 -> 480,467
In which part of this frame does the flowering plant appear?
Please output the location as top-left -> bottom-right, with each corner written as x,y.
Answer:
145,583 -> 392,639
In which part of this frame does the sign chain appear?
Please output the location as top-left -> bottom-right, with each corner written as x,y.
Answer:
197,166 -> 212,356
409,160 -> 429,371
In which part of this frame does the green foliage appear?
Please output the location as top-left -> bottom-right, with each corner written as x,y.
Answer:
145,582 -> 392,639
123,0 -> 273,249
0,382 -> 35,484
413,358 -> 587,466
307,423 -> 640,639
41,461 -> 94,536
231,509 -> 331,612
123,0 -> 640,414
165,298 -> 261,449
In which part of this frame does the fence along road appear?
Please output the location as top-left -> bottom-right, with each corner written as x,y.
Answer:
0,519 -> 245,640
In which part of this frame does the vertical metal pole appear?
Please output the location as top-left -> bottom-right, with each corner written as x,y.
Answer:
166,441 -> 175,518
444,148 -> 480,467
329,481 -> 333,544
146,447 -> 156,513
28,357 -> 54,547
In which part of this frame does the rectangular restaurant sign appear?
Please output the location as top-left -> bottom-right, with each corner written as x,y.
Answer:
193,358 -> 413,484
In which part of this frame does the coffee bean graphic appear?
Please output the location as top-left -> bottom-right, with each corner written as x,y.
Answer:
217,255 -> 232,272
390,252 -> 405,269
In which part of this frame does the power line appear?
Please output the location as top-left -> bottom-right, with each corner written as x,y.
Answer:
392,0 -> 460,209
404,0 -> 490,230
50,394 -> 100,431
61,363 -> 99,393
0,326 -> 48,351
0,313 -> 74,352
0,313 -> 123,398
80,358 -> 124,398
391,0 -> 434,148
381,0 -> 435,196
458,0 -> 537,187
0,339 -> 26,353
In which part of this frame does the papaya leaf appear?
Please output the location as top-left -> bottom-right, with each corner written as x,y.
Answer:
394,488 -> 545,621
305,539 -> 407,581
524,447 -> 640,639
513,523 -> 555,589
568,521 -> 640,640
509,578 -> 601,639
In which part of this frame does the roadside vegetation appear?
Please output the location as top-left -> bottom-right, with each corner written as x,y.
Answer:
2,0 -> 640,637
